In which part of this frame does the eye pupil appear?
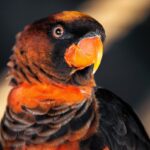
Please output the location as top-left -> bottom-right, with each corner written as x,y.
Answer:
52,25 -> 64,38
56,28 -> 62,35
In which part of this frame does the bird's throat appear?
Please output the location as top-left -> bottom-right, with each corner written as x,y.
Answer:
8,82 -> 93,113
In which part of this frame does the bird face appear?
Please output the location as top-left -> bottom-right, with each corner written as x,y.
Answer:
9,11 -> 105,85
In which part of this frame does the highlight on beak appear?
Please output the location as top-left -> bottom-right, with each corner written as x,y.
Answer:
64,35 -> 103,74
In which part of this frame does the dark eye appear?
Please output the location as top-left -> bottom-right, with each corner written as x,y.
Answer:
52,25 -> 64,38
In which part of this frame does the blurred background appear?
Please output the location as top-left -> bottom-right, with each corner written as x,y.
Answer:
0,0 -> 150,135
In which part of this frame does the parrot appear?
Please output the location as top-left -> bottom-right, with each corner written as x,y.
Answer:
0,11 -> 150,150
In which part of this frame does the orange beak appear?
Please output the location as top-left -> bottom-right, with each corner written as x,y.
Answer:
64,36 -> 103,74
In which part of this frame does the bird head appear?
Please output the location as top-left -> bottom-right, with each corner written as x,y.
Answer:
8,11 -> 105,86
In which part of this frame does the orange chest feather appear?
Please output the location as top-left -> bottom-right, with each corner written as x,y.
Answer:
8,82 -> 92,113
21,142 -> 80,150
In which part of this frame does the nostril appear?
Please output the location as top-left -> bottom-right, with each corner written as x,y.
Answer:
82,31 -> 100,38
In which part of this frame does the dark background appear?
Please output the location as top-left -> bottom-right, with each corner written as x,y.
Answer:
0,0 -> 150,111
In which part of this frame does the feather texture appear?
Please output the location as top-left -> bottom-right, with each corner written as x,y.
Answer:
0,96 -> 98,149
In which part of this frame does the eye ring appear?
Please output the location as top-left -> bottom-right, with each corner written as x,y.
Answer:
52,25 -> 64,38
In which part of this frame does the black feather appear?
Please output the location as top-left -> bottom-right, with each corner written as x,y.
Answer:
80,88 -> 150,150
